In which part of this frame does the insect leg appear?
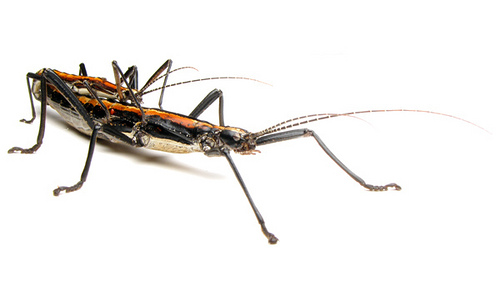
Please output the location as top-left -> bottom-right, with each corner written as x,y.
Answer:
82,80 -> 111,122
157,61 -> 173,110
112,61 -> 126,102
44,69 -> 95,126
53,123 -> 102,196
11,69 -> 102,194
8,73 -> 48,153
223,149 -> 278,244
79,63 -> 88,76
112,61 -> 146,122
137,59 -> 173,109
38,69 -> 104,193
122,65 -> 139,90
80,62 -> 138,89
256,129 -> 401,191
189,89 -> 225,126
18,72 -> 40,124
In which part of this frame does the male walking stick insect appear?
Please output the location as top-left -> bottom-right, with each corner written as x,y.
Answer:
9,60 -> 481,244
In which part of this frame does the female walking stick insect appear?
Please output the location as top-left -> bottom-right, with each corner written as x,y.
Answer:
9,60 -> 480,244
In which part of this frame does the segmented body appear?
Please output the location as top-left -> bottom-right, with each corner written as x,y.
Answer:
33,73 -> 251,155
16,61 -> 475,244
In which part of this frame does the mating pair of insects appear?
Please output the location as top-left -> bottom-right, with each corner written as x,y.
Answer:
10,59 -> 471,244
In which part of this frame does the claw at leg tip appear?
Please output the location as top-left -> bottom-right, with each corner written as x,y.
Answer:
268,234 -> 279,245
389,183 -> 402,191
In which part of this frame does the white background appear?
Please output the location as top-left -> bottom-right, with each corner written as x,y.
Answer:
1,1 -> 499,291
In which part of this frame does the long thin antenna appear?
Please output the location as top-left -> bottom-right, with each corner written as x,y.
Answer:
142,76 -> 272,95
252,109 -> 490,138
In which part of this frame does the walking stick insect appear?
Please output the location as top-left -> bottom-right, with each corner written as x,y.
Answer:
8,60 -> 482,244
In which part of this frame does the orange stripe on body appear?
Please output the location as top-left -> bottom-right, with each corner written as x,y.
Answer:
78,96 -> 222,130
49,69 -> 125,93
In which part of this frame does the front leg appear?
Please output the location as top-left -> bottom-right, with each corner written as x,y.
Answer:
223,149 -> 278,244
256,128 -> 401,191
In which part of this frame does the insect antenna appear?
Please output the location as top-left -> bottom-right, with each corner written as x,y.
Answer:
142,76 -> 272,96
158,66 -> 199,77
136,66 -> 199,97
251,109 -> 490,139
142,66 -> 199,92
